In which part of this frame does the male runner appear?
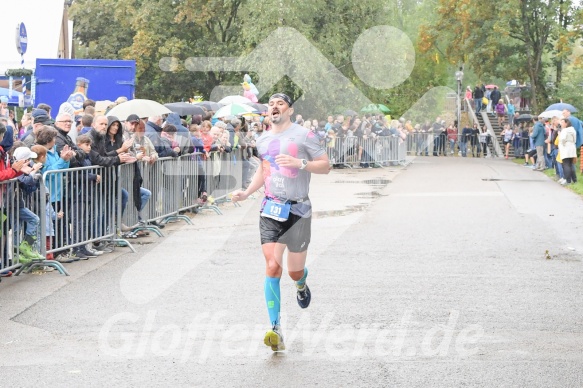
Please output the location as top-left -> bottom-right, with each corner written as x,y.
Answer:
232,93 -> 330,351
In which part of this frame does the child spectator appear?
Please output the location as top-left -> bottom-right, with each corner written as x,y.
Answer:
13,146 -> 44,262
29,146 -> 56,259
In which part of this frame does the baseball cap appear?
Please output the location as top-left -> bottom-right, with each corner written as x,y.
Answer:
126,114 -> 140,123
13,147 -> 38,161
32,109 -> 52,124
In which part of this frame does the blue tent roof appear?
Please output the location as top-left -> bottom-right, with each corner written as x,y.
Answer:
0,87 -> 23,106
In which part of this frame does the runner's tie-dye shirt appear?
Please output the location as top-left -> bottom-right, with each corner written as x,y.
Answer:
256,124 -> 325,216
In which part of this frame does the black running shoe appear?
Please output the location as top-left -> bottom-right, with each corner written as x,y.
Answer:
296,284 -> 311,309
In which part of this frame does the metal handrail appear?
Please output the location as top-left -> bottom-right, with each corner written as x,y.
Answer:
480,112 -> 503,158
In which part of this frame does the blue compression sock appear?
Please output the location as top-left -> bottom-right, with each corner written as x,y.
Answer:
264,277 -> 281,327
296,267 -> 308,287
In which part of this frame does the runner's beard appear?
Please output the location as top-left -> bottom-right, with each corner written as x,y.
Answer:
271,112 -> 281,124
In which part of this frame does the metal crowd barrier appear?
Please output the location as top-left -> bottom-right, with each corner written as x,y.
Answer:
1,178 -> 21,278
198,149 -> 244,215
0,149 -> 240,281
326,136 -> 406,168
119,156 -> 192,236
41,165 -> 135,262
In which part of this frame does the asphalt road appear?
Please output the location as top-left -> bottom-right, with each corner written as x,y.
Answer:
1,156 -> 582,387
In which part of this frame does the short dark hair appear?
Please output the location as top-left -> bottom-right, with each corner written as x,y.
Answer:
163,124 -> 177,133
83,99 -> 96,109
81,114 -> 94,127
76,134 -> 92,145
37,103 -> 52,114
36,127 -> 58,146
562,117 -> 572,127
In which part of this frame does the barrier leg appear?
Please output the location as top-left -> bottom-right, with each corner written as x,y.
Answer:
14,259 -> 70,276
111,238 -> 137,253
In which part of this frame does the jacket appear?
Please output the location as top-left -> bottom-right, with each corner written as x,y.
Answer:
0,145 -> 22,182
473,87 -> 484,99
105,116 -> 124,155
88,129 -> 117,158
559,127 -> 577,159
532,121 -> 546,147
42,145 -> 70,203
55,125 -> 86,168
490,90 -> 501,104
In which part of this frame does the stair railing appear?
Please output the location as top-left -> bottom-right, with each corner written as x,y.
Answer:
480,112 -> 503,158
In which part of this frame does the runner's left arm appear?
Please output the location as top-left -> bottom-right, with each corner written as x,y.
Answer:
304,154 -> 330,174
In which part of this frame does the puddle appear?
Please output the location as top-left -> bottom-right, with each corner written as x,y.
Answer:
364,179 -> 391,185
355,191 -> 384,199
313,205 -> 368,218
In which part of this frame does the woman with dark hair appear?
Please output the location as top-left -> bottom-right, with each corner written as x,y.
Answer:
105,116 -> 124,155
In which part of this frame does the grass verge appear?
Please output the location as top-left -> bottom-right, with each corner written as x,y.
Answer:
510,157 -> 583,195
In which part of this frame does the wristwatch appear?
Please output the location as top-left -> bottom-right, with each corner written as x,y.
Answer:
299,159 -> 308,170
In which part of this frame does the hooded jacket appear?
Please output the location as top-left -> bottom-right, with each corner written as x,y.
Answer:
165,113 -> 194,154
105,116 -> 124,155
165,113 -> 189,134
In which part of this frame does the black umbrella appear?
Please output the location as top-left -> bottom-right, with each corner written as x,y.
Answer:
515,113 -> 534,123
194,101 -> 223,111
344,109 -> 358,117
164,102 -> 206,116
249,103 -> 268,113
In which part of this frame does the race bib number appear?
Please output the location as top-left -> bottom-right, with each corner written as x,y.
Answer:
261,199 -> 291,222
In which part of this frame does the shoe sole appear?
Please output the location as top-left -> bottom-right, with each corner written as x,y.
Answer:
264,330 -> 285,351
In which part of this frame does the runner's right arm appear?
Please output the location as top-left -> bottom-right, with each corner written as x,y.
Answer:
232,160 -> 264,202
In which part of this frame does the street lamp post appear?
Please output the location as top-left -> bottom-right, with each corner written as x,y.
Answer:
455,66 -> 464,139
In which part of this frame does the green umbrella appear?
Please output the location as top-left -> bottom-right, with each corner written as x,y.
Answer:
361,103 -> 391,114
213,103 -> 256,118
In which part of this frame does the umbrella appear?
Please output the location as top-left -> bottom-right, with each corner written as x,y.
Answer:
344,109 -> 358,116
164,102 -> 206,116
218,95 -> 253,105
515,113 -> 534,123
106,99 -> 172,119
361,103 -> 391,114
485,84 -> 497,89
545,103 -> 578,113
248,103 -> 268,113
194,101 -> 223,111
213,103 -> 256,118
538,110 -> 563,119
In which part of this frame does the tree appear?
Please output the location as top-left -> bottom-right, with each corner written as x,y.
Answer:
69,0 -> 452,118
419,0 -> 582,112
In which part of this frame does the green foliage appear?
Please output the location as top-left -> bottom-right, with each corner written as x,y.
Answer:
420,0 -> 582,112
70,0 -> 453,117
4,69 -> 33,77
553,66 -> 583,111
